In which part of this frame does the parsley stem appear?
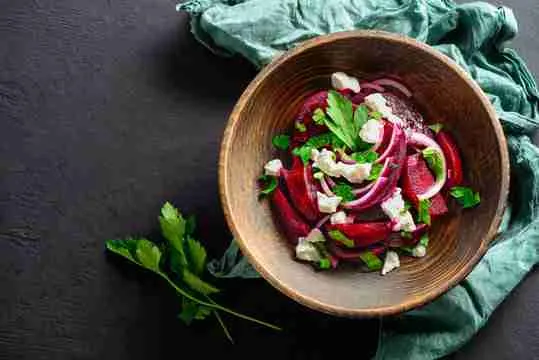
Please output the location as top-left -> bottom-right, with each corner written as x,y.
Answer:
160,273 -> 282,331
205,295 -> 234,343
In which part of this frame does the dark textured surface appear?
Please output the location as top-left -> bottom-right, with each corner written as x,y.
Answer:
0,1 -> 537,359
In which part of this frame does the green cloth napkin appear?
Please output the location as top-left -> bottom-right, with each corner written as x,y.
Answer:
177,0 -> 539,358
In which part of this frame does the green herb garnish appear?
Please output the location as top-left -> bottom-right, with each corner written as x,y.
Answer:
400,231 -> 413,239
417,198 -> 431,225
370,111 -> 383,120
422,147 -> 444,180
258,175 -> 278,198
312,108 -> 326,125
328,229 -> 355,248
419,233 -> 429,247
319,258 -> 331,269
450,186 -> 481,208
324,90 -> 367,150
351,150 -> 379,163
367,163 -> 384,181
106,203 -> 281,342
428,123 -> 443,133
295,120 -> 307,132
359,251 -> 383,270
272,134 -> 290,150
333,183 -> 356,202
292,132 -> 343,165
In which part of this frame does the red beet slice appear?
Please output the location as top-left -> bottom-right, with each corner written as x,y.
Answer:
297,90 -> 328,123
402,154 -> 448,217
375,120 -> 394,155
282,166 -> 319,222
327,241 -> 386,261
436,131 -> 463,189
327,222 -> 391,248
271,187 -> 310,244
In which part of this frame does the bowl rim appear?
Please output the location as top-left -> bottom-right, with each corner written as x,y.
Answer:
219,30 -> 510,317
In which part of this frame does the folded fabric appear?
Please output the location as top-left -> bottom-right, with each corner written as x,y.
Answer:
177,1 -> 539,359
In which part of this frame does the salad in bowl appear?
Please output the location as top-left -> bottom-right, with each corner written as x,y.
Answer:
259,72 -> 480,275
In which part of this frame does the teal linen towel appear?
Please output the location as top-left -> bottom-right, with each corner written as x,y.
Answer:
177,1 -> 539,358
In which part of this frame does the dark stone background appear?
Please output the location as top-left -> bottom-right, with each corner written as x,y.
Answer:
0,0 -> 537,359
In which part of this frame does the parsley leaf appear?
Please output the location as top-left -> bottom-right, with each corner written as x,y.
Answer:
179,298 -> 212,325
450,186 -> 481,208
370,111 -> 383,120
295,120 -> 307,132
333,183 -> 355,202
359,251 -> 383,270
354,104 -> 369,133
292,146 -> 312,165
367,163 -> 384,181
351,150 -> 378,163
325,90 -> 356,150
318,258 -> 331,269
428,123 -> 443,133
258,175 -> 278,198
312,108 -> 326,125
328,229 -> 355,248
422,148 -> 444,180
419,233 -> 429,247
272,134 -> 290,150
400,231 -> 412,239
105,203 -> 282,341
417,199 -> 431,225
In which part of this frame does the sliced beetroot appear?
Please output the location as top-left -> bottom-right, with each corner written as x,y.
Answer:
387,223 -> 428,247
271,187 -> 311,244
326,222 -> 391,248
297,90 -> 328,123
282,166 -> 319,222
327,241 -> 386,261
436,131 -> 463,189
402,154 -> 448,217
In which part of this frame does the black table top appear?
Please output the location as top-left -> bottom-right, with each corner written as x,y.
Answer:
1,1 -> 538,359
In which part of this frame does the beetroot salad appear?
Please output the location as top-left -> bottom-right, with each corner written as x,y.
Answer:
259,72 -> 481,275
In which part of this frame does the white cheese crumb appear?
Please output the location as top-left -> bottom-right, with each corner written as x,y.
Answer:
330,211 -> 348,224
412,244 -> 427,258
381,250 -> 400,275
331,72 -> 361,93
305,228 -> 326,243
263,159 -> 283,176
381,188 -> 417,232
295,238 -> 321,262
338,162 -> 372,184
359,118 -> 383,143
317,191 -> 342,213
312,149 -> 341,177
364,93 -> 403,125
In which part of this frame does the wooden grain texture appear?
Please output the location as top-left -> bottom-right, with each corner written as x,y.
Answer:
220,31 -> 510,317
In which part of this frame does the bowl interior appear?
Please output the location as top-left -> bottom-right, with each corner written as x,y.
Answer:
220,32 -> 508,316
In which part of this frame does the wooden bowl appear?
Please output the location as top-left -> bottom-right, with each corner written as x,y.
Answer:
219,31 -> 509,317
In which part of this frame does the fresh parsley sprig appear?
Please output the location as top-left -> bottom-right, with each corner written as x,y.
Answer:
450,186 -> 481,208
106,202 -> 281,342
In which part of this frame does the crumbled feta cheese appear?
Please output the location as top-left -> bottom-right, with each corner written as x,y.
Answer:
412,244 -> 427,258
393,211 -> 416,232
330,211 -> 348,224
295,238 -> 321,262
381,188 -> 417,232
264,159 -> 283,176
359,118 -> 383,143
317,191 -> 342,213
381,251 -> 400,275
305,228 -> 325,243
312,149 -> 341,177
331,72 -> 361,93
337,162 -> 372,184
364,93 -> 403,125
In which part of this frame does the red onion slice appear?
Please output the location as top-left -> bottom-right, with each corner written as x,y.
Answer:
376,124 -> 403,164
373,78 -> 412,98
360,82 -> 385,93
315,214 -> 331,229
319,176 -> 335,197
343,177 -> 389,210
352,181 -> 374,196
408,131 -> 447,200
